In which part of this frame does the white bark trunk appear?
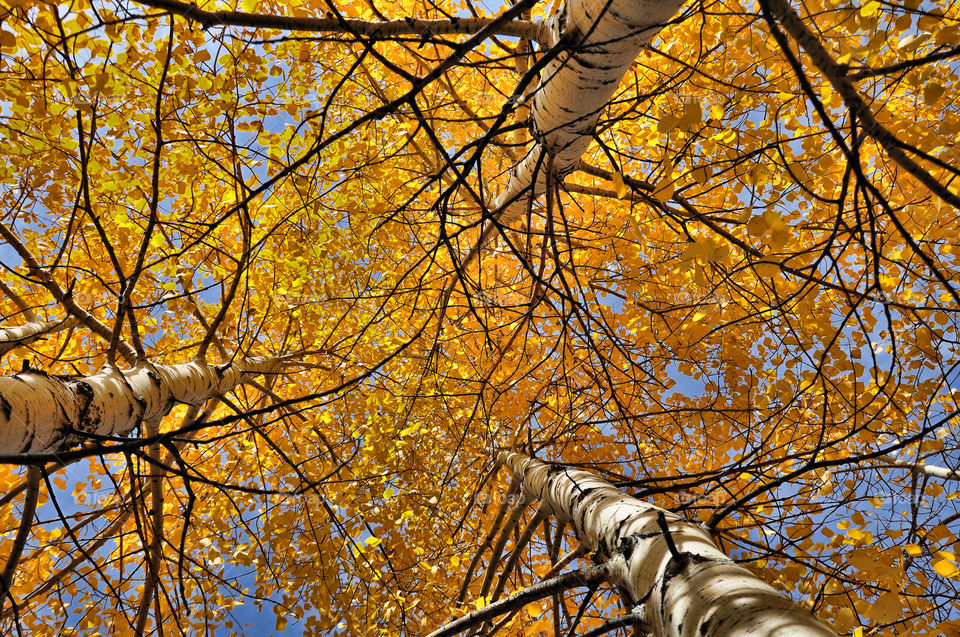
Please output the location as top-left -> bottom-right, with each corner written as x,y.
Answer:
0,357 -> 278,455
0,317 -> 75,356
491,0 -> 685,224
499,451 -> 836,637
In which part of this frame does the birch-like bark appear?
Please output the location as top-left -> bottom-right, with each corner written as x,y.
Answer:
498,451 -> 836,637
489,0 -> 685,226
0,317 -> 75,357
0,358 -> 278,456
877,455 -> 960,481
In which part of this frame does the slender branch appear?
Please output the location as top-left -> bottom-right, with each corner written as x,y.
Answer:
0,281 -> 37,321
486,544 -> 588,634
850,43 -> 960,80
489,507 -> 548,603
578,612 -> 651,637
476,493 -> 530,602
0,466 -> 41,616
133,417 -> 165,635
132,0 -> 546,41
760,0 -> 960,307
0,405 -> 210,623
576,161 -> 949,312
427,565 -> 610,637
457,478 -> 522,603
0,221 -> 138,365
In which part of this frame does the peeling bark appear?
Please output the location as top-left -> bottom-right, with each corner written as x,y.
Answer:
490,0 -> 685,225
0,358 -> 279,456
498,451 -> 836,637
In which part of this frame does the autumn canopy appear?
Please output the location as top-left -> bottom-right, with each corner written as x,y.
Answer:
0,0 -> 958,634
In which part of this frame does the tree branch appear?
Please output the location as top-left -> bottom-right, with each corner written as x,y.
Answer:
427,564 -> 610,637
132,0 -> 546,41
0,466 -> 40,616
0,317 -> 75,357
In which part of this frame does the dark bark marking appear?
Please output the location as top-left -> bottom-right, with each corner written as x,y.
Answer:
573,486 -> 596,503
546,462 -> 566,476
73,380 -> 96,434
130,396 -> 141,421
658,553 -> 712,637
663,551 -> 709,580
0,393 -> 11,422
614,533 -> 637,561
610,530 -> 660,562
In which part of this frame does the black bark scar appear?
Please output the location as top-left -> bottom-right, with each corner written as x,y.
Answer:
72,380 -> 96,434
0,392 -> 11,422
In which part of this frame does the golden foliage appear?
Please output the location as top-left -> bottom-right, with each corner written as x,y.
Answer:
0,0 -> 958,634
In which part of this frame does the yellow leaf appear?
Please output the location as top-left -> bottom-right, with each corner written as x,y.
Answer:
934,559 -> 960,578
657,114 -> 680,134
861,0 -> 881,17
692,166 -> 711,184
753,261 -> 778,278
832,608 -> 856,634
653,166 -> 675,202
868,592 -> 900,623
936,24 -> 960,47
905,544 -> 922,557
769,225 -> 791,250
924,82 -> 945,106
746,215 -> 767,237
679,100 -> 702,130
612,172 -> 629,199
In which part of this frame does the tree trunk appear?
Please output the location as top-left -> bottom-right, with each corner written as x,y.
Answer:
498,451 -> 837,637
491,0 -> 685,224
0,357 -> 278,455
